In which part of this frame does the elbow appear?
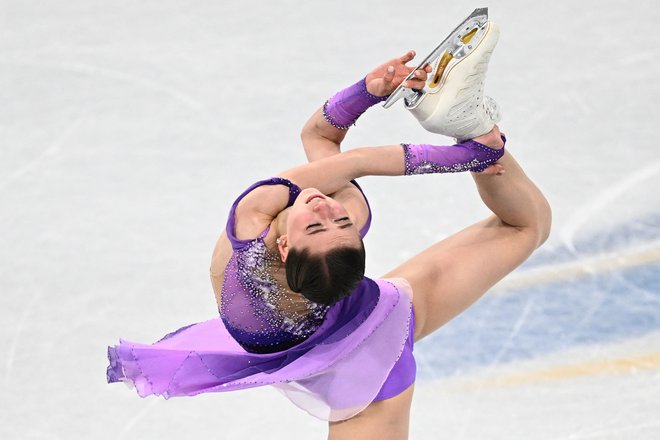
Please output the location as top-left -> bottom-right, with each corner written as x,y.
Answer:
300,110 -> 324,143
300,122 -> 315,144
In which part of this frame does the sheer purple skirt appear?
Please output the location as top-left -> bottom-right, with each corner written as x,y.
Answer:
107,278 -> 414,421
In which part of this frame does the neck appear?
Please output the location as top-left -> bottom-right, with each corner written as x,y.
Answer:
274,207 -> 290,237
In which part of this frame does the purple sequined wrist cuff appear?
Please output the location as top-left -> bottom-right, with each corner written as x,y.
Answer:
323,78 -> 388,130
464,138 -> 506,173
402,137 -> 506,176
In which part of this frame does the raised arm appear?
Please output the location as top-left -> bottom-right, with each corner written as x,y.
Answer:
238,131 -> 505,220
236,53 -> 434,221
301,51 -> 431,162
281,130 -> 505,194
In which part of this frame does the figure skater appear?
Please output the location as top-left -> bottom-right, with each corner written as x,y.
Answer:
107,16 -> 551,440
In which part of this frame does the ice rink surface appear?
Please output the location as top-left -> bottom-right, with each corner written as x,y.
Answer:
1,0 -> 659,438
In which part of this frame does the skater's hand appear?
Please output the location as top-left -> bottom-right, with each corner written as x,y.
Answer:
479,163 -> 505,175
473,125 -> 506,175
365,50 -> 432,97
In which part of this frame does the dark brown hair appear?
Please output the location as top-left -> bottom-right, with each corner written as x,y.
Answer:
285,240 -> 366,305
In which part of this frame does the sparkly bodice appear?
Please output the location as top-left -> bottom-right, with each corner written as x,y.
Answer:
220,177 -> 372,354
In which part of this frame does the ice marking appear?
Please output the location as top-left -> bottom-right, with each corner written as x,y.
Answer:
560,160 -> 660,253
454,352 -> 660,391
115,399 -> 161,440
454,297 -> 535,440
0,111 -> 87,193
493,239 -> 660,293
0,58 -> 205,112
0,58 -> 223,140
4,287 -> 41,387
489,296 -> 535,366
566,420 -> 660,439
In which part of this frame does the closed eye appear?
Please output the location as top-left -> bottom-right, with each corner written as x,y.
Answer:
306,218 -> 353,235
335,217 -> 353,229
306,223 -> 322,231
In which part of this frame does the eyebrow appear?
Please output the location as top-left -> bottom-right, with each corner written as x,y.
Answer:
307,223 -> 354,235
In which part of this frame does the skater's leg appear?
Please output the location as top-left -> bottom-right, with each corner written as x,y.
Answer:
383,129 -> 551,341
327,384 -> 414,440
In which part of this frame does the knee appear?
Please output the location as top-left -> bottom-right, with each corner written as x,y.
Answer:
535,198 -> 552,247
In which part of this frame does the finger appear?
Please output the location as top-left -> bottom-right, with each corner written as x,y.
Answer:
383,65 -> 396,85
413,68 -> 428,81
480,164 -> 505,175
417,62 -> 433,72
404,78 -> 426,89
399,50 -> 416,64
402,69 -> 426,87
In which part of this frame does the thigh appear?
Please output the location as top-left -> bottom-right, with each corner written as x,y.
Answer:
327,383 -> 414,440
383,216 -> 539,342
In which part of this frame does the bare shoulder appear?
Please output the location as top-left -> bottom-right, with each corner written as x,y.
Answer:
234,184 -> 289,240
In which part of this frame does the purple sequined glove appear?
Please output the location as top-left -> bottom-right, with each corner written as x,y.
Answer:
402,137 -> 506,175
323,78 -> 388,130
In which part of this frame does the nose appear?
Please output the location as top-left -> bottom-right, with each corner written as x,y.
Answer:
311,200 -> 331,216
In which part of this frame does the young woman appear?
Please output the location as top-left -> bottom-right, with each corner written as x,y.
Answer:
107,19 -> 551,440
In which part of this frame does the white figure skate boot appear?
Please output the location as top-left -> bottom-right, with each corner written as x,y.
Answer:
383,8 -> 501,140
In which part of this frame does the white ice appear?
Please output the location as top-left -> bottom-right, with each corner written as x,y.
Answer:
1,0 -> 659,439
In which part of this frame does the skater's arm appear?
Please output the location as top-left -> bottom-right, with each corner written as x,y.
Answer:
279,136 -> 504,199
238,146 -> 400,221
301,51 -> 430,162
300,107 -> 349,162
243,131 -> 504,220
280,145 -> 402,195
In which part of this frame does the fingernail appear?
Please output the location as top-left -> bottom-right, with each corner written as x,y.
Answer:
387,66 -> 394,73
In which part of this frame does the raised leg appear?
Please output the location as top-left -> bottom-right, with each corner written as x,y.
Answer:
383,131 -> 551,341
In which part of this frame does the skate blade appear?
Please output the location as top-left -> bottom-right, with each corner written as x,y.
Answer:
382,7 -> 489,110
422,21 -> 492,99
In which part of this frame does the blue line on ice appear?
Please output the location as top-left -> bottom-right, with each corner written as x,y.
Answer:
416,217 -> 660,380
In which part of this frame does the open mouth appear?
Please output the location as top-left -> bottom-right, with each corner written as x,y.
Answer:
305,194 -> 325,204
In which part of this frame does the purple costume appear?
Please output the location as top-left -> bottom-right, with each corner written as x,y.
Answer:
323,78 -> 387,129
107,178 -> 416,421
403,137 -> 506,174
106,77 -> 505,421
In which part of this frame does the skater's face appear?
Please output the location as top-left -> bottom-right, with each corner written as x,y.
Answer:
281,188 -> 361,257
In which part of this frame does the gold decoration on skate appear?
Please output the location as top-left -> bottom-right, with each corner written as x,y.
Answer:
428,26 -> 480,90
460,27 -> 478,44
